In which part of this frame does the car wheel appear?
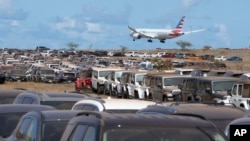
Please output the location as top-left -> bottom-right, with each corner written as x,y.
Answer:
97,85 -> 103,94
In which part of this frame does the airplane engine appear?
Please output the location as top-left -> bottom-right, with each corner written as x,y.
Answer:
132,33 -> 141,39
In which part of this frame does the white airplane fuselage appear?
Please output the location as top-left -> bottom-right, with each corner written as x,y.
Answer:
130,28 -> 183,40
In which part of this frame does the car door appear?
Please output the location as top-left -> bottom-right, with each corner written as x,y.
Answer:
127,74 -> 135,97
14,116 -> 37,141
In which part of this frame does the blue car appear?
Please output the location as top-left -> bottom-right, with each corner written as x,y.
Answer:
226,56 -> 243,61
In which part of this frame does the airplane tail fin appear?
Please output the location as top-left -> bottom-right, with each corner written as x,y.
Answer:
175,16 -> 185,30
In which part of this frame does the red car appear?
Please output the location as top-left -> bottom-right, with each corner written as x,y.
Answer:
162,53 -> 175,58
75,68 -> 92,91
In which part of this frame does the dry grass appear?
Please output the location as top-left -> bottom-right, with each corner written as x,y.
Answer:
0,82 -> 76,93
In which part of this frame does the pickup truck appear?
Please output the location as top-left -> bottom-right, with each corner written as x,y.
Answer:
214,56 -> 227,61
216,80 -> 250,110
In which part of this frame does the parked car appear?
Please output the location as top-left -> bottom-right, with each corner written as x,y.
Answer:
13,91 -> 92,110
75,68 -> 93,91
60,111 -> 228,141
71,98 -> 155,113
179,76 -> 240,102
0,89 -> 27,104
224,116 -> 250,139
5,110 -> 81,141
226,56 -> 243,61
0,73 -> 6,84
112,52 -> 125,56
240,73 -> 250,80
7,69 -> 27,81
214,56 -> 227,61
137,102 -> 247,132
0,104 -> 56,138
58,71 -> 77,83
161,53 -> 175,58
91,67 -> 123,94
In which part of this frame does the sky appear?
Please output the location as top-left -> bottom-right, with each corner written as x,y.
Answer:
0,0 -> 249,50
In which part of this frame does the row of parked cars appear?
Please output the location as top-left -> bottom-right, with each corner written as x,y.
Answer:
76,67 -> 250,104
1,88 -> 250,141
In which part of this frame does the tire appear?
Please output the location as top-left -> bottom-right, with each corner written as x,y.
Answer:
97,85 -> 103,94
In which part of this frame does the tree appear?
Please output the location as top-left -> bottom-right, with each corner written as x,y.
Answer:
176,40 -> 192,51
120,45 -> 128,54
202,45 -> 212,51
66,42 -> 79,51
151,57 -> 172,71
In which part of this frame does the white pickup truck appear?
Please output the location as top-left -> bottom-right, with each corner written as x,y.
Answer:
214,56 -> 227,61
216,80 -> 250,110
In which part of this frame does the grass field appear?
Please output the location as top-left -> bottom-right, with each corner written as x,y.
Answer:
0,81 -> 76,93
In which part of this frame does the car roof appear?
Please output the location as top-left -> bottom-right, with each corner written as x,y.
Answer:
72,98 -> 156,111
167,102 -> 245,120
24,110 -> 82,121
0,89 -> 27,97
0,104 -> 56,113
69,111 -> 215,128
16,91 -> 90,101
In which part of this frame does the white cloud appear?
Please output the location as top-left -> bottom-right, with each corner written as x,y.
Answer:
53,17 -> 76,30
10,20 -> 19,27
182,0 -> 207,9
86,22 -> 102,32
214,24 -> 231,46
0,0 -> 12,14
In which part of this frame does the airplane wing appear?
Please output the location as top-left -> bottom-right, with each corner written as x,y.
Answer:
183,29 -> 206,34
128,25 -> 157,38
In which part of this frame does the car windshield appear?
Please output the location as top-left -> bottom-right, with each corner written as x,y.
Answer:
135,75 -> 145,82
0,113 -> 25,138
42,120 -> 68,141
164,77 -> 185,86
41,70 -> 55,75
99,71 -> 111,77
102,127 -> 226,141
41,101 -> 77,110
10,69 -> 26,75
213,81 -> 236,91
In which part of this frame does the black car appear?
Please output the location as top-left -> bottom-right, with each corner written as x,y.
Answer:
58,71 -> 76,83
0,104 -> 56,138
0,89 -> 27,104
13,91 -> 93,110
113,52 -> 125,56
226,56 -> 243,62
5,110 -> 81,141
0,73 -> 6,84
137,102 -> 247,132
60,111 -> 227,141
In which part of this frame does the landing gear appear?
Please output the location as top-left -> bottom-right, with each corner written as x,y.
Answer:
147,39 -> 153,42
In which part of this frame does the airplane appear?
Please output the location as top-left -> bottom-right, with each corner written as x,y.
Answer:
128,16 -> 205,43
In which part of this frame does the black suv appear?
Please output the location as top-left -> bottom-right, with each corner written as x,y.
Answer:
60,111 -> 227,141
5,110 -> 81,141
137,102 -> 247,132
179,76 -> 239,101
13,91 -> 92,110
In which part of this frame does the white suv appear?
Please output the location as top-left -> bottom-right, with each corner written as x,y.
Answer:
71,98 -> 155,113
91,67 -> 123,94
